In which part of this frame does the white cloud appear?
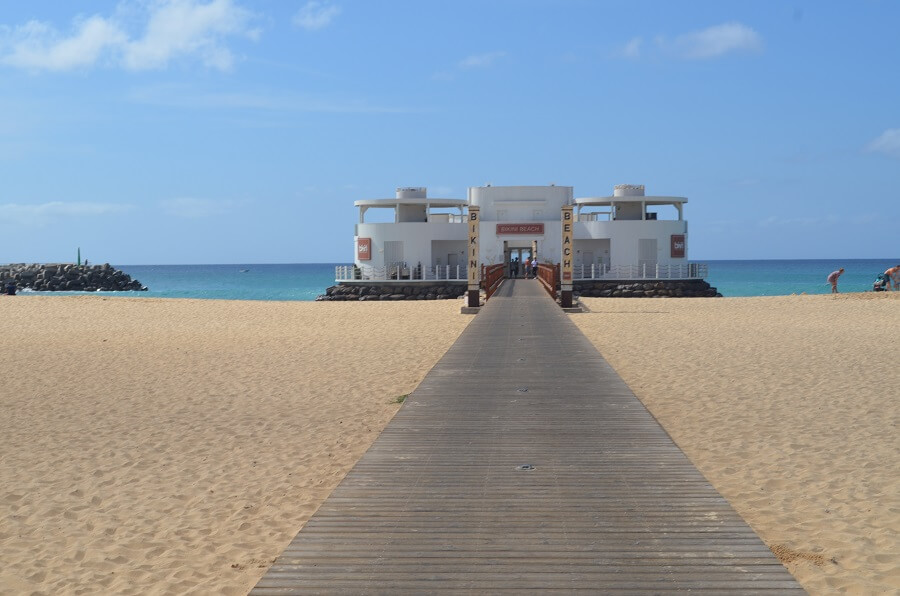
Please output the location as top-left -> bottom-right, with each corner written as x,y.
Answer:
123,0 -> 256,71
0,0 -> 257,72
293,1 -> 341,31
0,16 -> 126,71
459,51 -> 506,69
621,37 -> 642,59
865,128 -> 900,158
0,201 -> 134,225
668,22 -> 762,59
159,197 -> 233,218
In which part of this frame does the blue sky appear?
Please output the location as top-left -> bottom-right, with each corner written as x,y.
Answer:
1,0 -> 898,264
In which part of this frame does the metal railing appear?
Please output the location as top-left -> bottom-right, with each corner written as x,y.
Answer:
537,263 -> 560,300
335,264 -> 467,282
336,262 -> 707,283
482,264 -> 505,300
572,263 -> 708,280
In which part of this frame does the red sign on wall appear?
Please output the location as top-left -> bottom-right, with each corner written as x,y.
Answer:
670,234 -> 685,258
496,223 -> 545,235
357,237 -> 372,260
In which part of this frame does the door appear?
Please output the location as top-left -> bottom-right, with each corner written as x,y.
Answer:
581,251 -> 594,277
385,241 -> 404,277
638,239 -> 657,271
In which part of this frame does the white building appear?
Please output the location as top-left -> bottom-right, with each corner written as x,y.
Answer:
338,184 -> 705,282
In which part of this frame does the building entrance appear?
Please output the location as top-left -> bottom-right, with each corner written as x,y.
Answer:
504,240 -> 539,279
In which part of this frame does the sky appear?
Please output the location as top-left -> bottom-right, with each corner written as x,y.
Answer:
1,0 -> 898,265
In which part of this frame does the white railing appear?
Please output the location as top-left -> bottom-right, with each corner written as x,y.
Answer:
572,263 -> 708,280
336,264 -> 468,282
426,214 -> 467,223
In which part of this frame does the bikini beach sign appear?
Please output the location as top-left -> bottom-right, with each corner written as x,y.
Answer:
496,223 -> 545,235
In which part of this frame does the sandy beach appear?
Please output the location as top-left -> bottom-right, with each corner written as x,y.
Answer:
0,296 -> 472,595
1,292 -> 897,595
573,293 -> 899,595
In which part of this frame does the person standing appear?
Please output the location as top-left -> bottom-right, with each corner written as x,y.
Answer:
524,257 -> 531,279
531,257 -> 539,279
827,267 -> 844,294
884,265 -> 900,291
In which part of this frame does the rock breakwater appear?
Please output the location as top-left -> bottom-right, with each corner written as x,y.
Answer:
317,282 -> 466,301
0,263 -> 147,293
574,279 -> 721,298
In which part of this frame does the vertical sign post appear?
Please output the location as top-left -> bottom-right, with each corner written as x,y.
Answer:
467,207 -> 480,307
560,206 -> 574,308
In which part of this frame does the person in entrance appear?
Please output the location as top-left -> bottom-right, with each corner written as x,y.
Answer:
531,257 -> 539,279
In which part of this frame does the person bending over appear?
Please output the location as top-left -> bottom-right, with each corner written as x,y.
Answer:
827,267 -> 844,294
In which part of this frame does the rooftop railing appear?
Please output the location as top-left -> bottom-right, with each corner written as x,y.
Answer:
573,263 -> 708,280
336,264 -> 467,282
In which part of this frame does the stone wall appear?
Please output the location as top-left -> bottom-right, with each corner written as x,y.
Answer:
0,263 -> 147,292
317,282 -> 466,301
573,279 -> 721,298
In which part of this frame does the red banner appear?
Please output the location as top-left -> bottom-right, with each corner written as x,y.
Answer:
496,223 -> 545,235
670,234 -> 685,258
357,237 -> 372,260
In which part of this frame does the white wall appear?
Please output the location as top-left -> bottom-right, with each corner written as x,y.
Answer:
355,222 -> 466,268
575,220 -> 688,267
469,186 -> 573,223
574,239 -> 610,267
431,240 -> 466,267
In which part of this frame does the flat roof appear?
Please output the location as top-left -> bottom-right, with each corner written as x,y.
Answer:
575,196 -> 687,206
354,198 -> 467,208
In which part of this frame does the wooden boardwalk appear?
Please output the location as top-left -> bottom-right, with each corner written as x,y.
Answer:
252,279 -> 803,594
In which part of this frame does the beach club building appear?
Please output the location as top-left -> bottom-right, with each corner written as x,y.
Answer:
337,183 -> 706,284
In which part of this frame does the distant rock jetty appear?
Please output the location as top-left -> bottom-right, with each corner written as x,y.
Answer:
0,263 -> 147,292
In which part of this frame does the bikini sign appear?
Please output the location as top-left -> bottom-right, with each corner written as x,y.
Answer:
671,234 -> 685,258
357,238 -> 372,260
468,208 -> 480,288
496,223 -> 544,235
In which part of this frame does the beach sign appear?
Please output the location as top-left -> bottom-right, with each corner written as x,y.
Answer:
561,206 -> 573,282
561,206 -> 573,307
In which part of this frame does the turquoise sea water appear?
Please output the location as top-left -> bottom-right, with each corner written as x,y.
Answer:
16,259 -> 899,300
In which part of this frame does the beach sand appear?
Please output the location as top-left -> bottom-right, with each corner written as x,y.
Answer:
0,296 -> 472,595
572,293 -> 899,595
1,293 -> 897,595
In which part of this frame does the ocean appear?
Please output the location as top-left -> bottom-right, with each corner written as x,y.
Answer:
15,259 -> 899,301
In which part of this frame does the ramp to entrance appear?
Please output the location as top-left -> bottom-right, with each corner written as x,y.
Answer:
253,279 -> 802,593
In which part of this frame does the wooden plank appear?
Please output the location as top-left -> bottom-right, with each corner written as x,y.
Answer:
251,279 -> 803,594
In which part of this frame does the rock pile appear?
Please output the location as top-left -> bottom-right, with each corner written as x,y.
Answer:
317,283 -> 466,301
574,279 -> 721,298
0,263 -> 147,292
